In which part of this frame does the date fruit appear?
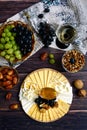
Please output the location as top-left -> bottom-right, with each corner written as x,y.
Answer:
40,52 -> 48,61
6,92 -> 12,100
9,103 -> 19,110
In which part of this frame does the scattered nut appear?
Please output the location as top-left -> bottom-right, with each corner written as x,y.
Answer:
73,79 -> 84,89
40,103 -> 50,110
78,89 -> 87,97
6,92 -> 12,100
39,108 -> 46,113
9,103 -> 19,110
54,102 -> 58,108
40,52 -> 48,61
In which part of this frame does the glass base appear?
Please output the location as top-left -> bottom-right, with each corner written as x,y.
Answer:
56,38 -> 70,49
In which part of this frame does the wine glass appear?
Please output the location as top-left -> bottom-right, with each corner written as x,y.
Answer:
55,23 -> 77,49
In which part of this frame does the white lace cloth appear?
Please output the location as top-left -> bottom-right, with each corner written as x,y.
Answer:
0,0 -> 87,67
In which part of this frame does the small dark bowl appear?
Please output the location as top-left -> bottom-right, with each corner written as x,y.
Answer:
0,66 -> 19,90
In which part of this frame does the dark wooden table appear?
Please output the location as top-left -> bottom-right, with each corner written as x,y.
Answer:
0,1 -> 87,130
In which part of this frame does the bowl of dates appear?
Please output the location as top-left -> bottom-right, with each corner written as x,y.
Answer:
0,66 -> 19,90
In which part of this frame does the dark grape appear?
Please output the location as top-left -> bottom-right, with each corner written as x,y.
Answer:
38,14 -> 44,19
38,22 -> 55,47
12,23 -> 33,56
16,24 -> 22,30
44,8 -> 50,13
12,27 -> 17,33
18,31 -> 22,36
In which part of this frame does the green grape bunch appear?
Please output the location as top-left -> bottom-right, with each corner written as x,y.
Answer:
0,24 -> 22,63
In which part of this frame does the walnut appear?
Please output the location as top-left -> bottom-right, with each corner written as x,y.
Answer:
78,89 -> 87,97
54,102 -> 58,108
40,103 -> 50,110
39,108 -> 46,113
73,79 -> 84,89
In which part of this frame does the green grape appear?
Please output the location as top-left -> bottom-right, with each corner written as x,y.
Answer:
6,25 -> 11,30
14,50 -> 21,56
5,37 -> 9,42
5,54 -> 10,60
9,56 -> 15,62
11,40 -> 16,46
0,51 -> 6,56
6,32 -> 12,37
0,43 -> 4,50
2,32 -> 6,37
15,53 -> 22,60
0,38 -> 5,43
10,25 -> 15,29
10,36 -> 14,41
5,42 -> 12,49
49,59 -> 55,64
17,46 -> 20,50
13,45 -> 18,51
4,28 -> 9,33
49,53 -> 54,59
12,33 -> 16,37
7,48 -> 13,55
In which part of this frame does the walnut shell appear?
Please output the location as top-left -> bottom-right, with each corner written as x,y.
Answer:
73,79 -> 84,89
78,89 -> 87,97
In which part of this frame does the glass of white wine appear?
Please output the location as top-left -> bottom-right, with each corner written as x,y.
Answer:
56,24 -> 77,49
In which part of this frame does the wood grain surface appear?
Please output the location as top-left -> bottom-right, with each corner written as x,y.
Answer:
0,1 -> 87,130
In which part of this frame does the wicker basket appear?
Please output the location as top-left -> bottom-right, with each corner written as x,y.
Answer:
0,20 -> 35,64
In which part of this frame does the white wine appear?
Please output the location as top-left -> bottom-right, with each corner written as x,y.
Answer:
57,25 -> 76,44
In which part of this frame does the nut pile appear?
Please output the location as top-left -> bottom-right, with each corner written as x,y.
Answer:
62,49 -> 85,73
0,66 -> 18,90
